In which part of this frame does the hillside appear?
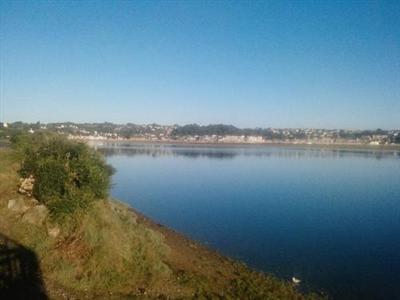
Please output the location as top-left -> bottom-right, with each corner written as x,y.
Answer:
2,122 -> 399,145
0,147 -> 323,299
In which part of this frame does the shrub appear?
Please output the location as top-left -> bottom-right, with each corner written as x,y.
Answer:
14,133 -> 114,218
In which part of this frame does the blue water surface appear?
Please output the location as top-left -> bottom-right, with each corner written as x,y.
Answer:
99,144 -> 400,300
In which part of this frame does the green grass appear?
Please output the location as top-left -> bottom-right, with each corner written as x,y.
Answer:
0,148 -> 325,299
0,148 -> 170,296
39,201 -> 165,292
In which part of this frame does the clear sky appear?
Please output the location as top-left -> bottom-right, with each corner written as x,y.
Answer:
1,1 -> 399,129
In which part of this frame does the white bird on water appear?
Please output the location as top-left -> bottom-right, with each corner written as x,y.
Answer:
292,277 -> 301,284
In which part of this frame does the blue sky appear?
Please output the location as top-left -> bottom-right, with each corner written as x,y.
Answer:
1,1 -> 399,129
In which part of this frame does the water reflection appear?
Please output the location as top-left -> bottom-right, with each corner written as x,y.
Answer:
105,142 -> 400,300
95,143 -> 400,161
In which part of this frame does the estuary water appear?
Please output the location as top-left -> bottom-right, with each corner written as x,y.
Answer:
98,143 -> 400,299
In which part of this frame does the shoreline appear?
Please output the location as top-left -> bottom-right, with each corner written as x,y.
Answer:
85,138 -> 400,152
125,203 -> 323,298
0,147 -> 321,299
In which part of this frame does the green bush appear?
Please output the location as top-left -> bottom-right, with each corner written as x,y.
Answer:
14,133 -> 114,218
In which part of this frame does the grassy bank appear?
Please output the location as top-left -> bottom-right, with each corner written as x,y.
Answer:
0,147 -> 324,299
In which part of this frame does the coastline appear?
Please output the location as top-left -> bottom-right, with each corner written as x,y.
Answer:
84,138 -> 400,152
124,202 -> 325,298
0,144 -> 324,299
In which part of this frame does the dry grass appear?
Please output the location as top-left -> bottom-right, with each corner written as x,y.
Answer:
0,148 -> 325,299
0,149 -> 19,202
46,200 -> 171,296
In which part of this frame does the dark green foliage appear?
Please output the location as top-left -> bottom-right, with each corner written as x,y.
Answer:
171,124 -> 290,139
172,124 -> 241,136
13,133 -> 114,218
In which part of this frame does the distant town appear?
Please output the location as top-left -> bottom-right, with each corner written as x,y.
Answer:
1,122 -> 399,145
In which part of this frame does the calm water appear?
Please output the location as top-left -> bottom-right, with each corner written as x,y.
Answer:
99,143 -> 400,300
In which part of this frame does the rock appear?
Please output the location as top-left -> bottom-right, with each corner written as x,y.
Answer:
22,205 -> 49,226
7,198 -> 30,214
28,198 -> 40,206
18,175 -> 35,197
48,226 -> 61,238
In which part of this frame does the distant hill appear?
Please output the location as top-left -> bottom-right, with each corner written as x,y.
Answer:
1,121 -> 399,144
